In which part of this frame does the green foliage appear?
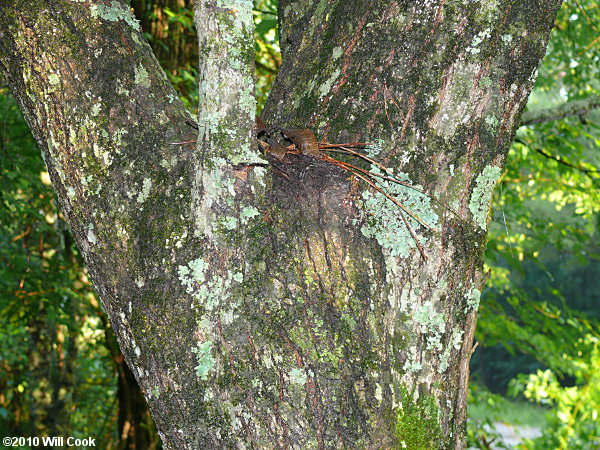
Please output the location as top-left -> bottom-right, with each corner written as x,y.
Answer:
534,0 -> 600,97
137,1 -> 199,113
467,385 -> 516,449
508,337 -> 600,448
0,87 -> 118,444
468,384 -> 550,449
157,4 -> 199,113
253,0 -> 280,113
469,387 -> 548,428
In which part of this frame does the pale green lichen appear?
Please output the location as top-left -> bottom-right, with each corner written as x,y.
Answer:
160,155 -> 178,169
221,216 -> 238,230
113,128 -> 128,147
193,163 -> 230,238
192,341 -> 216,380
485,115 -> 499,129
403,359 -> 423,374
91,103 -> 101,116
360,169 -> 438,258
375,384 -> 383,404
318,68 -> 341,98
48,73 -> 60,85
92,142 -> 112,167
240,206 -> 260,222
466,28 -> 491,55
179,258 -> 208,293
288,368 -> 307,385
480,76 -> 493,87
438,329 -> 464,374
306,0 -> 328,37
136,178 -> 152,203
178,257 -> 243,312
468,165 -> 502,230
134,64 -> 151,88
332,46 -> 343,60
465,284 -> 481,312
87,223 -> 97,245
413,301 -> 446,351
238,89 -> 257,123
232,272 -> 243,283
366,139 -> 384,158
218,206 -> 260,231
130,31 -> 143,46
90,1 -> 141,30
116,83 -> 130,97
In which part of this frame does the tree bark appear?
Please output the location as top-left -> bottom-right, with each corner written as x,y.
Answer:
0,0 -> 562,448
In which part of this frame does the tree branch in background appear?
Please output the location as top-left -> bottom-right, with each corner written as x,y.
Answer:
256,60 -> 278,74
535,148 -> 600,187
253,8 -> 276,15
520,95 -> 600,126
516,138 -> 600,187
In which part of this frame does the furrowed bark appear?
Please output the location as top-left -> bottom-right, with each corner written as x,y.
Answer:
277,0 -> 315,60
263,0 -> 563,447
0,0 -> 563,448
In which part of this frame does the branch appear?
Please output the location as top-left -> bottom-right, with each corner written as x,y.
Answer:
520,95 -> 600,126
515,139 -> 600,187
256,60 -> 278,75
253,8 -> 276,15
534,147 -> 600,187
194,1 -> 259,164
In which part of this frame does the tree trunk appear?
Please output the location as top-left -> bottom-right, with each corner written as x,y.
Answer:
0,0 -> 562,448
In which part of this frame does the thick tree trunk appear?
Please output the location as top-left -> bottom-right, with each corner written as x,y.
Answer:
0,0 -> 561,448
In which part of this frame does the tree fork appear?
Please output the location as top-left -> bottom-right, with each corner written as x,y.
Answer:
0,0 -> 562,448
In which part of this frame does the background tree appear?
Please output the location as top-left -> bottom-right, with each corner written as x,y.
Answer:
0,0 -> 565,448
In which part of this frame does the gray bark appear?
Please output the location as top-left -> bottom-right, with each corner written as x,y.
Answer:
0,0 -> 562,448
